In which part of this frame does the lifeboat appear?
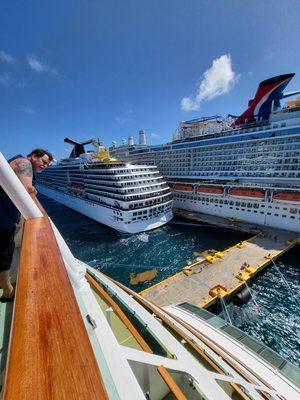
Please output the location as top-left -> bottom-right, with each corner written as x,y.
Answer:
273,192 -> 300,203
229,188 -> 264,198
173,184 -> 194,191
197,186 -> 223,195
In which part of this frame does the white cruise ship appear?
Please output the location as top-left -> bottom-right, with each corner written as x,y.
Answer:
110,74 -> 300,233
37,138 -> 173,234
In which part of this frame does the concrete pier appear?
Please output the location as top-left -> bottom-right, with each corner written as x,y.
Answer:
140,217 -> 298,308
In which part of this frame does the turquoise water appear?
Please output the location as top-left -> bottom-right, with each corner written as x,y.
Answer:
227,246 -> 300,367
39,194 -> 300,366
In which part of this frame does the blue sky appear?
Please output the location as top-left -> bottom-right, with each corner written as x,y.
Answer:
1,0 -> 300,160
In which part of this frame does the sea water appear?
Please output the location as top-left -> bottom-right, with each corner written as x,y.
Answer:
39,194 -> 300,366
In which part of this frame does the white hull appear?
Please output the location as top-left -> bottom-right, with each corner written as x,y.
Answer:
38,185 -> 173,234
173,196 -> 300,233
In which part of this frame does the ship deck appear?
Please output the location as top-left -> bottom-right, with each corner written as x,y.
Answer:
140,215 -> 298,309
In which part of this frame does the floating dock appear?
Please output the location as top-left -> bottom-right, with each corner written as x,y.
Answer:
140,219 -> 298,309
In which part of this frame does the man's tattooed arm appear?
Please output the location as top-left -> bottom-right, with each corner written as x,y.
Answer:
11,158 -> 33,178
10,158 -> 36,194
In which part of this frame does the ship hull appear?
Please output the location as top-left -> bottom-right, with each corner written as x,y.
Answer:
37,185 -> 173,234
173,195 -> 300,233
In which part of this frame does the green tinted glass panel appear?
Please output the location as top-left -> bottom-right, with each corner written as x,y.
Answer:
239,335 -> 265,353
178,303 -> 213,320
208,316 -> 227,329
259,348 -> 285,369
221,325 -> 245,340
280,361 -> 300,387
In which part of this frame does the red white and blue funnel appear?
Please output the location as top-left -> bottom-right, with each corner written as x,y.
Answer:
234,73 -> 299,126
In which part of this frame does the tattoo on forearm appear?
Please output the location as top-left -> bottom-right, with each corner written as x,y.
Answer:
11,159 -> 33,178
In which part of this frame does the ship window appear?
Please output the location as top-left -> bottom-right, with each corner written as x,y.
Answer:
290,216 -> 295,219
282,215 -> 287,218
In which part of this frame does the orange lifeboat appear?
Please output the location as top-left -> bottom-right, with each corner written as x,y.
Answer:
197,186 -> 223,195
173,184 -> 194,191
229,188 -> 264,198
273,192 -> 300,202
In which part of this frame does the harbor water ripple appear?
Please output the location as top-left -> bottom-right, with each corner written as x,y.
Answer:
39,194 -> 300,367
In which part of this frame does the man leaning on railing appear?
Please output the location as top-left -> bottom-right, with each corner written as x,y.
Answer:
0,149 -> 53,301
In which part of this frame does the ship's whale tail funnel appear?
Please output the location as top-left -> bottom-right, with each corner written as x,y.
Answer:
64,138 -> 94,158
233,73 -> 296,126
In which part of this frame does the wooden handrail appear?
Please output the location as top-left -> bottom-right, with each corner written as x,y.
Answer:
3,217 -> 108,399
157,366 -> 187,400
86,273 -> 153,353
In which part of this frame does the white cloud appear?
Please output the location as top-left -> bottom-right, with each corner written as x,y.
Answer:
0,73 -> 25,88
115,116 -> 127,124
24,107 -> 36,114
0,50 -> 15,64
0,73 -> 14,86
27,54 -> 57,74
181,54 -> 239,111
150,133 -> 160,139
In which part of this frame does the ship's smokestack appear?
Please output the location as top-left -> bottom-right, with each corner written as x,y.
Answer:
128,135 -> 134,146
122,139 -> 127,146
139,130 -> 146,145
234,73 -> 295,126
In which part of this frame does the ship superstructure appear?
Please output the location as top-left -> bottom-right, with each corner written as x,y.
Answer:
37,138 -> 173,234
110,74 -> 300,233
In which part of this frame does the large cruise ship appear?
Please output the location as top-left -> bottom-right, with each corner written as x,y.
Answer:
110,73 -> 300,233
37,138 -> 173,234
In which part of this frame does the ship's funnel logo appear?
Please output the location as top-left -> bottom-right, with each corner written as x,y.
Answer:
234,73 -> 298,126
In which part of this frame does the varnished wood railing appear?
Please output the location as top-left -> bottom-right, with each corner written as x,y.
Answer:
3,216 -> 108,399
157,366 -> 187,400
